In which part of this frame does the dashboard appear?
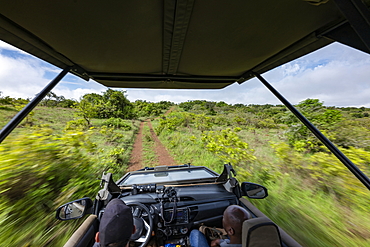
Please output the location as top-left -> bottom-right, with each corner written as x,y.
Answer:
119,183 -> 238,246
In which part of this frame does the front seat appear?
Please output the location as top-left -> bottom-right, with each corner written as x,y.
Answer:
242,216 -> 282,247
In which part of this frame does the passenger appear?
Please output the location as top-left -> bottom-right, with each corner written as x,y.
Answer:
94,198 -> 135,247
190,205 -> 251,247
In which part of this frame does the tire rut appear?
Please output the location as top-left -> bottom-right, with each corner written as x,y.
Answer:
128,119 -> 176,171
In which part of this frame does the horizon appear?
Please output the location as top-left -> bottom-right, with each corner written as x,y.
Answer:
1,40 -> 370,107
1,91 -> 368,109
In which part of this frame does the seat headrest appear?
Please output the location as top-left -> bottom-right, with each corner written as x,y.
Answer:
242,217 -> 282,247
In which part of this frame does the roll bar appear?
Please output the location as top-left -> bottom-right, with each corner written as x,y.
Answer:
252,72 -> 370,191
0,67 -> 71,143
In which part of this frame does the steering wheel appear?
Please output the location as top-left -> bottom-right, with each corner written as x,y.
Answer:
126,202 -> 154,247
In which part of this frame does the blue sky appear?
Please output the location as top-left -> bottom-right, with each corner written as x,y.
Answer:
1,40 -> 370,107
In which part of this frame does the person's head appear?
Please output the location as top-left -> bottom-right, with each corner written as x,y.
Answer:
222,205 -> 251,242
95,199 -> 134,247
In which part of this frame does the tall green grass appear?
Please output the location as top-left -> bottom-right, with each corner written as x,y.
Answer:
154,124 -> 224,173
252,176 -> 370,247
142,123 -> 159,167
0,108 -> 139,246
153,117 -> 370,247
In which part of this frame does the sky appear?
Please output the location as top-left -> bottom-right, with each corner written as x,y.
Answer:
1,40 -> 370,107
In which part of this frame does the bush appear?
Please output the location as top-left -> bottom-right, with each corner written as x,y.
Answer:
281,99 -> 343,152
271,141 -> 370,202
201,127 -> 256,170
156,112 -> 190,134
102,118 -> 132,130
65,119 -> 88,130
332,120 -> 370,150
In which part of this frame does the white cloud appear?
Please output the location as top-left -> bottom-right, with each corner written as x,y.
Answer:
53,86 -> 107,101
269,46 -> 370,107
0,40 -> 107,100
1,40 -> 370,107
0,41 -> 28,54
0,54 -> 48,99
282,63 -> 301,77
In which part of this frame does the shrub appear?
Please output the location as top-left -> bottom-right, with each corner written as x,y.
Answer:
102,118 -> 132,130
201,128 -> 256,171
332,120 -> 370,150
65,119 -> 88,130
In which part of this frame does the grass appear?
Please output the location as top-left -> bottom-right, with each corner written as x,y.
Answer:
0,105 -> 18,129
2,104 -> 370,246
1,107 -> 140,246
0,105 -> 77,138
152,119 -> 225,173
142,122 -> 158,167
153,117 -> 370,247
33,107 -> 77,132
252,176 -> 370,247
89,118 -> 140,180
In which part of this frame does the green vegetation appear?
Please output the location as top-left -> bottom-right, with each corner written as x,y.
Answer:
133,100 -> 174,118
77,89 -> 134,126
1,91 -> 370,246
0,127 -> 98,246
155,99 -> 370,247
142,122 -> 158,166
0,90 -> 145,246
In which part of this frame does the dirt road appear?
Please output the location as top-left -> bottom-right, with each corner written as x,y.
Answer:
128,120 -> 176,171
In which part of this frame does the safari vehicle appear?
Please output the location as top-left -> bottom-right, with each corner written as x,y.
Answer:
1,0 -> 370,247
56,164 -> 287,247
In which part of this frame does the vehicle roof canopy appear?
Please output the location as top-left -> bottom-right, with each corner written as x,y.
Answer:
1,0 -> 370,89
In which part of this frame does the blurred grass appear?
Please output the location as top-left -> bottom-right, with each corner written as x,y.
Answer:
251,176 -> 370,247
153,116 -> 370,247
154,124 -> 224,173
0,105 -> 77,138
0,107 -> 139,246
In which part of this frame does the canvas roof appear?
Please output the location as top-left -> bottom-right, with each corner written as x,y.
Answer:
0,0 -> 369,89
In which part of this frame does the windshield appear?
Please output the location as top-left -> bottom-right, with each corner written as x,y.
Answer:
118,168 -> 218,186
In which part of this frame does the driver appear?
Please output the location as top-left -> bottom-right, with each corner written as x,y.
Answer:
94,198 -> 135,247
190,205 -> 251,247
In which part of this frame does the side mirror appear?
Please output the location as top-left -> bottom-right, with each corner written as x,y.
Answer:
56,198 -> 93,221
241,182 -> 268,199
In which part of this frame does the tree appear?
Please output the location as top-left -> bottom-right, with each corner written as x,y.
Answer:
76,95 -> 98,126
76,89 -> 134,123
100,89 -> 134,119
282,98 -> 343,152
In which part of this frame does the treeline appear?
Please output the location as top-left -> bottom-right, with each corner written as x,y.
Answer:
0,89 -> 175,126
3,89 -> 370,158
2,90 -> 369,123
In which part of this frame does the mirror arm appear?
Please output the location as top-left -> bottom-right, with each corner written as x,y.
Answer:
97,172 -> 121,201
216,163 -> 236,182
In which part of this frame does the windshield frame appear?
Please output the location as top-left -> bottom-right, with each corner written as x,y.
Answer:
116,165 -> 219,186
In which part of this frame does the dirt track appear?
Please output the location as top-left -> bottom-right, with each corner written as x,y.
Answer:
128,120 -> 176,171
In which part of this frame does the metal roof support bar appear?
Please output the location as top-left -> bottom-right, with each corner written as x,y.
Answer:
252,71 -> 370,191
333,0 -> 370,51
90,73 -> 238,82
0,67 -> 71,144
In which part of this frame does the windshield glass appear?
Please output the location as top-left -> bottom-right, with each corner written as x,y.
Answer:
119,168 -> 217,185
